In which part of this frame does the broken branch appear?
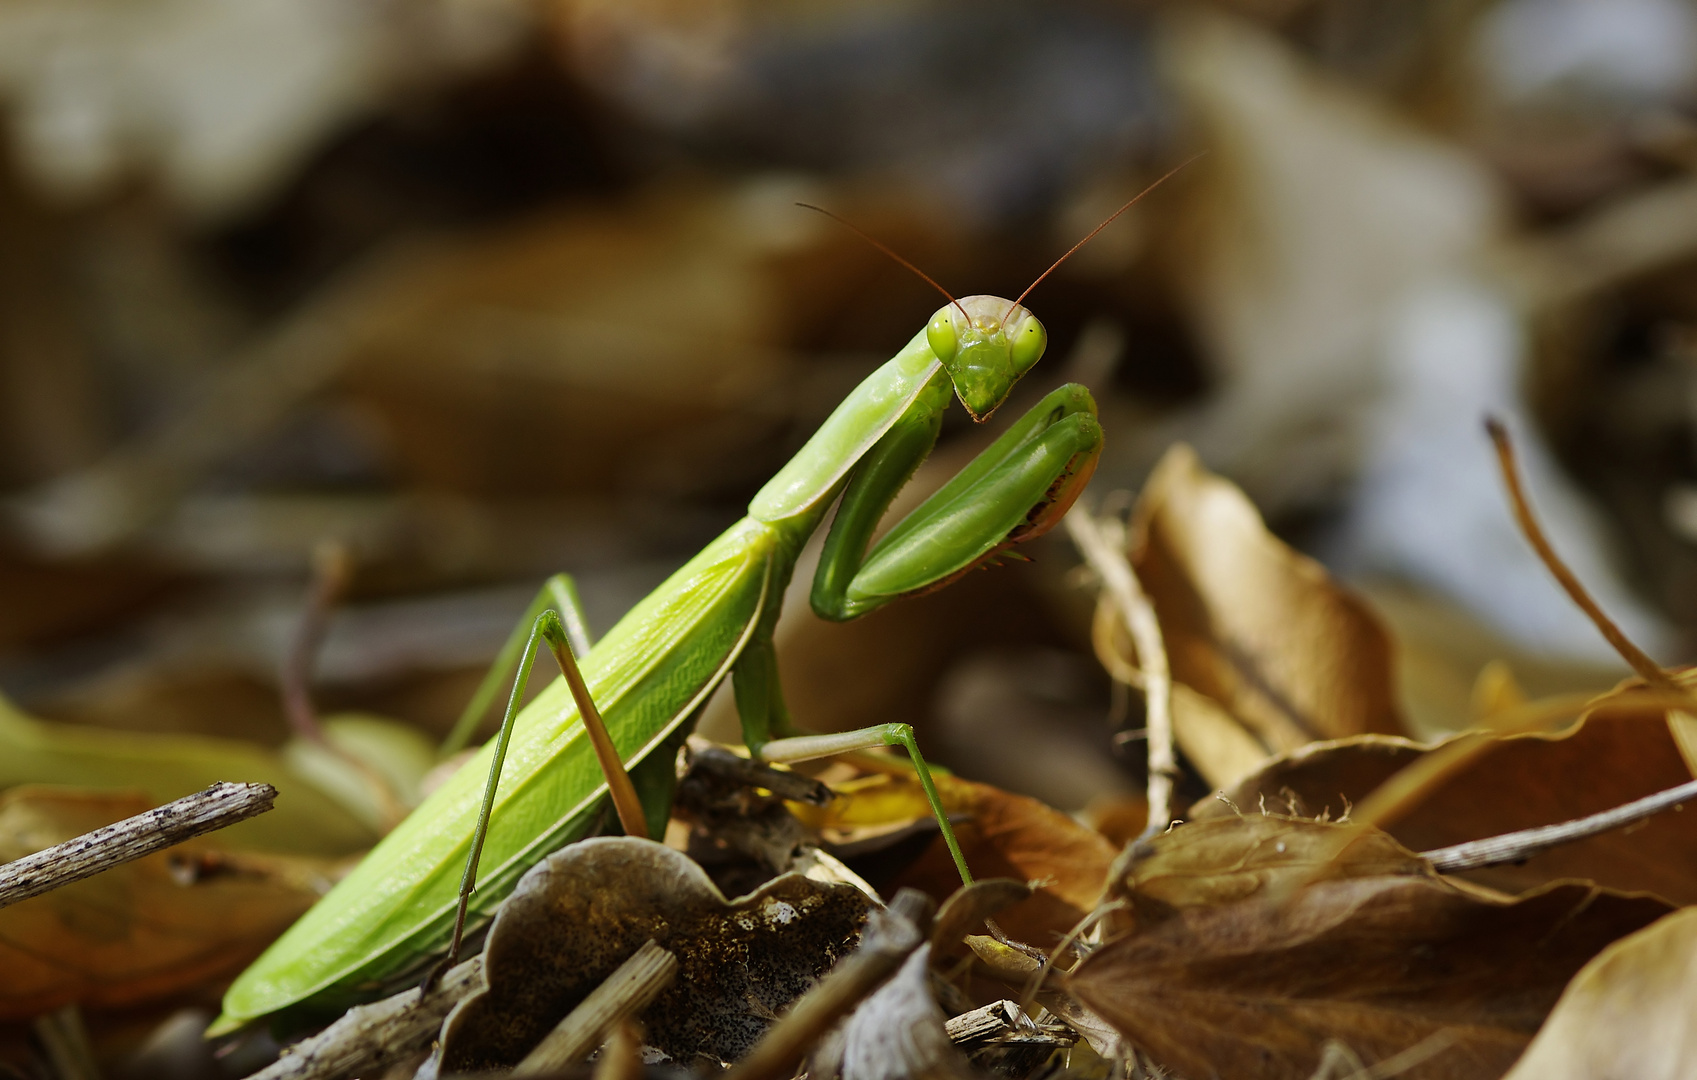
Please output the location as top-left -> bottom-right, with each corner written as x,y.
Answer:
0,781 -> 276,910
1421,775 -> 1697,873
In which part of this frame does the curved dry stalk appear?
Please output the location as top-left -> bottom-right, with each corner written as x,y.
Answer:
280,539 -> 410,831
280,539 -> 353,745
1065,504 -> 1175,840
1485,418 -> 1685,695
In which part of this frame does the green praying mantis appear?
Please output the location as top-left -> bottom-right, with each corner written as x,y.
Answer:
213,172 -> 1183,1034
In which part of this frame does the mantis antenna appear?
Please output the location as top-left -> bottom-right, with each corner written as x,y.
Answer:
795,202 -> 971,323
1011,153 -> 1203,308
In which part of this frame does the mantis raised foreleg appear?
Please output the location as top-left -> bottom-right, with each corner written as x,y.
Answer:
212,169 -> 1183,1031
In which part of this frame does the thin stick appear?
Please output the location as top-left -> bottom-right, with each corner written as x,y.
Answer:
0,782 -> 276,909
514,941 -> 678,1075
542,621 -> 649,841
1065,505 -> 1175,839
1485,417 -> 1683,694
1420,776 -> 1697,872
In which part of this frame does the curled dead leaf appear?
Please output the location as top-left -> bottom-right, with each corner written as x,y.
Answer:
1126,445 -> 1403,784
438,837 -> 873,1073
0,786 -> 333,1017
1068,815 -> 1672,1080
1199,707 -> 1697,903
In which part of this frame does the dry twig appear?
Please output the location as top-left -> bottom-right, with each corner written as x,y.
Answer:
0,781 -> 276,909
1420,776 -> 1697,873
1065,504 -> 1176,839
514,941 -> 678,1076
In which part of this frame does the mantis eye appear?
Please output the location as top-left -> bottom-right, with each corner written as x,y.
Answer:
927,312 -> 958,362
1010,315 -> 1046,375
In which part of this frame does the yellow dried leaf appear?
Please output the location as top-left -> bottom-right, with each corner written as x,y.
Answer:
1503,906 -> 1697,1080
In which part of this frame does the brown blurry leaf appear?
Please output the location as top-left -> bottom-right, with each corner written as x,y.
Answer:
0,786 -> 333,1018
438,837 -> 873,1073
1502,907 -> 1697,1080
0,692 -> 376,856
1129,445 -> 1403,771
1201,707 -> 1697,903
1068,816 -> 1672,1080
1079,794 -> 1148,848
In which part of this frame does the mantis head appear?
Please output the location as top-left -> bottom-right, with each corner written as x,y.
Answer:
925,296 -> 1046,422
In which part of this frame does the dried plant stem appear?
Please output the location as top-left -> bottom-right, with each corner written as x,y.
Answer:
1065,505 -> 1175,839
280,539 -> 354,744
1421,776 -> 1697,873
1485,418 -> 1683,695
514,941 -> 678,1075
280,540 -> 409,830
0,782 -> 276,909
239,955 -> 484,1080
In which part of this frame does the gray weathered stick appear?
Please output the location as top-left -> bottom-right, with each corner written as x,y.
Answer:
240,956 -> 484,1080
1422,776 -> 1697,872
513,940 -> 678,1076
0,781 -> 277,909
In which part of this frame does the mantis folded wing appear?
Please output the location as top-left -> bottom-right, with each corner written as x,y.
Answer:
214,293 -> 1103,1034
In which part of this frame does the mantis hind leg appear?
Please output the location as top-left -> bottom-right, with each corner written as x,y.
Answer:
439,573 -> 594,756
431,577 -> 645,982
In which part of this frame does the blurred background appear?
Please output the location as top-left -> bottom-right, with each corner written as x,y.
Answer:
5,0 -> 1697,818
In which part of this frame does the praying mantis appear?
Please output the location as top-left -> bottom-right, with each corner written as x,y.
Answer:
213,172 -> 1181,1034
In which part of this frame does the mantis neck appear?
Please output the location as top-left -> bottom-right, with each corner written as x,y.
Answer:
747,330 -> 945,536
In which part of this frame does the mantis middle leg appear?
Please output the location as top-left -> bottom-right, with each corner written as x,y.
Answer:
738,382 -> 1104,886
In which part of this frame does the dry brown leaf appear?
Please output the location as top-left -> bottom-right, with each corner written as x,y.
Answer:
0,786 -> 334,1018
438,837 -> 873,1073
1105,815 -> 1427,931
873,775 -> 1119,949
1129,445 -> 1403,773
1502,906 -> 1697,1080
1200,707 -> 1697,903
840,945 -> 972,1080
1068,816 -> 1672,1080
